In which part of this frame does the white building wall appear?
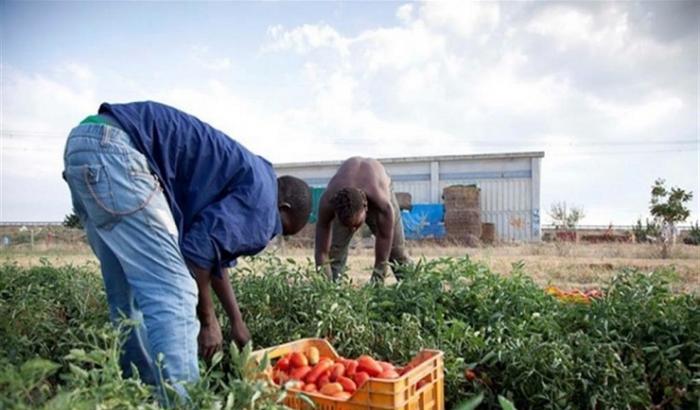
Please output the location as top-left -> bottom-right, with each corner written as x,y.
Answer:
275,152 -> 544,241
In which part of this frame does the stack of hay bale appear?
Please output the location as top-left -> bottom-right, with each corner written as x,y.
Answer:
443,185 -> 481,246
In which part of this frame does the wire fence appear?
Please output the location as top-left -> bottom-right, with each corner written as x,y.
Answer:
0,224 -> 87,250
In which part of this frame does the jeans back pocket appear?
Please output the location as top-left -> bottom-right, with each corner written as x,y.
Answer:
64,162 -> 159,230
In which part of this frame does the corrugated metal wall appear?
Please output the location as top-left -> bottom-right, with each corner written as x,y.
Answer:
275,153 -> 542,241
471,179 -> 533,241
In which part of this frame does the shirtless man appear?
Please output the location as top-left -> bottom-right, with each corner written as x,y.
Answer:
315,157 -> 411,282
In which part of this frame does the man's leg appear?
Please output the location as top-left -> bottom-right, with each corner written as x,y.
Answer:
64,125 -> 199,403
328,218 -> 353,281
388,193 -> 412,280
69,164 -> 157,386
364,211 -> 388,283
87,219 -> 160,383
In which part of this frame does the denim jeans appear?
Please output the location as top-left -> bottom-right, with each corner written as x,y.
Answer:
63,123 -> 199,403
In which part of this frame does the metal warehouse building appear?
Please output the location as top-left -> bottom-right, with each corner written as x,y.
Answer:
275,151 -> 544,242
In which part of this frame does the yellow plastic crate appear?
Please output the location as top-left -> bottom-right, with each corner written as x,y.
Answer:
252,338 -> 444,410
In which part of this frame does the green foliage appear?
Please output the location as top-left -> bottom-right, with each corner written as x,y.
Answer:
548,202 -> 585,230
684,222 -> 700,245
1,257 -> 699,409
650,179 -> 693,225
0,261 -> 108,364
62,213 -> 83,230
633,218 -> 661,243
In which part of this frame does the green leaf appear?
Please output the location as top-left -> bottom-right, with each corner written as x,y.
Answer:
454,393 -> 484,410
211,350 -> 224,368
68,363 -> 89,379
298,393 -> 317,409
224,392 -> 235,410
498,395 -> 517,410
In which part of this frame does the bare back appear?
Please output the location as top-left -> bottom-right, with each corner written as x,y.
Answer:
324,157 -> 392,211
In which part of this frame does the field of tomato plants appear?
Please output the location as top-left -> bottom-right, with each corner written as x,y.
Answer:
1,256 -> 698,409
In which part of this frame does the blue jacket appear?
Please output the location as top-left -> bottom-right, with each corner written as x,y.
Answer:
100,101 -> 282,275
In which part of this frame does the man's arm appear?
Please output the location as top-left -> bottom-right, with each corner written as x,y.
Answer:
189,263 -> 223,360
210,269 -> 250,348
314,196 -> 334,279
372,200 -> 395,281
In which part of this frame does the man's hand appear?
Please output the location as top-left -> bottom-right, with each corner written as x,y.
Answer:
316,263 -> 333,280
371,263 -> 389,283
198,317 -> 223,360
230,318 -> 251,349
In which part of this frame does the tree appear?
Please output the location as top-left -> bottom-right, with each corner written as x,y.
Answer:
549,202 -> 585,230
63,212 -> 83,230
649,179 -> 693,258
632,218 -> 660,243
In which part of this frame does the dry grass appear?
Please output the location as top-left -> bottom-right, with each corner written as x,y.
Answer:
2,241 -> 698,294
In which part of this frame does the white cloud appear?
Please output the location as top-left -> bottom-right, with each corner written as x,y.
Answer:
527,6 -> 599,51
420,1 -> 500,40
1,65 -> 100,220
189,45 -> 232,71
3,65 -> 97,133
265,23 -> 349,56
473,51 -> 571,115
525,4 -> 681,62
356,21 -> 447,72
58,62 -> 96,82
586,91 -> 685,134
396,4 -> 413,24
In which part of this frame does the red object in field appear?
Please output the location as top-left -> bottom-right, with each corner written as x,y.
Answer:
357,355 -> 383,377
330,363 -> 346,381
345,360 -> 358,377
290,352 -> 308,368
377,369 -> 400,379
353,371 -> 370,387
320,382 -> 343,396
337,376 -> 357,393
305,358 -> 334,384
276,356 -> 291,372
379,361 -> 395,372
289,365 -> 312,380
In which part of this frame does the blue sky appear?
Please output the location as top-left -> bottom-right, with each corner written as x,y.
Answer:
1,0 -> 698,225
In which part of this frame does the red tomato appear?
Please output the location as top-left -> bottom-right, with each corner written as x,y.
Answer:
378,361 -> 395,372
345,360 -> 359,377
333,391 -> 352,400
337,376 -> 357,393
272,369 -> 288,385
330,363 -> 346,381
377,369 -> 400,379
305,358 -> 334,384
289,365 -> 312,381
290,352 -> 308,368
465,369 -> 476,381
357,356 -> 382,377
320,382 -> 343,396
303,383 -> 318,393
317,373 -> 331,387
275,356 -> 291,372
353,371 -> 370,387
